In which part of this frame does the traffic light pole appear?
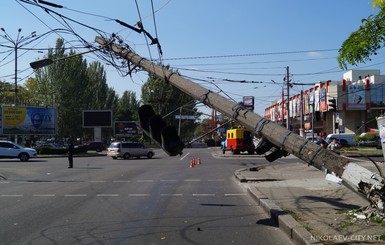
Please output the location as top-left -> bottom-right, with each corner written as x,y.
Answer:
95,36 -> 385,210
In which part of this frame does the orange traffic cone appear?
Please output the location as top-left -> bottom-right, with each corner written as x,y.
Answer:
189,159 -> 196,168
197,157 -> 202,165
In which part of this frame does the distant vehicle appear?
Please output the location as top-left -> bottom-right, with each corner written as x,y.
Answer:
325,133 -> 356,146
225,128 -> 255,155
107,142 -> 154,159
76,141 -> 106,152
0,140 -> 37,161
305,134 -> 319,143
34,143 -> 62,149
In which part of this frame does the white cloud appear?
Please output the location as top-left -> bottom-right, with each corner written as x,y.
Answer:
307,51 -> 322,57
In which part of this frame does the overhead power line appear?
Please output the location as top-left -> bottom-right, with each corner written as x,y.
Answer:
160,49 -> 339,61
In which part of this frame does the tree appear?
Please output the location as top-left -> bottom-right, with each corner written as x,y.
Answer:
338,2 -> 385,69
0,81 -> 15,104
33,38 -> 119,140
141,70 -> 199,141
115,91 -> 140,121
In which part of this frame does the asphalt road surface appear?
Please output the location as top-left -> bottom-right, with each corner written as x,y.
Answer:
0,148 -> 294,245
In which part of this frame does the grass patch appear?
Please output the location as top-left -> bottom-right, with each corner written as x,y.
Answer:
340,147 -> 383,156
283,208 -> 304,221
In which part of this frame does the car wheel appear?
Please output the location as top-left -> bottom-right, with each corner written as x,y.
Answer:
19,153 -> 30,162
112,157 -> 117,160
123,153 -> 130,159
147,152 -> 153,159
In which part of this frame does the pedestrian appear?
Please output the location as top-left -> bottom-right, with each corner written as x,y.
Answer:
67,139 -> 74,168
327,138 -> 340,153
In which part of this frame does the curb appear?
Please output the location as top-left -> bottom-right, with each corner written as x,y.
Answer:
234,170 -> 323,245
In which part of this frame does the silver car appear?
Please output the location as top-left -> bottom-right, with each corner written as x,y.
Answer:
0,140 -> 38,161
107,142 -> 154,160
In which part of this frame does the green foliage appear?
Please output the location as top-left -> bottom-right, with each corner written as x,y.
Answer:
141,69 -> 199,142
35,147 -> 67,155
30,38 -> 138,141
373,0 -> 385,9
355,132 -> 378,142
338,8 -> 385,69
115,91 -> 140,121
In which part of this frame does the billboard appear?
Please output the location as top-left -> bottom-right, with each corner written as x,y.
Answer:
83,110 -> 112,128
2,106 -> 57,135
114,121 -> 139,136
348,85 -> 366,109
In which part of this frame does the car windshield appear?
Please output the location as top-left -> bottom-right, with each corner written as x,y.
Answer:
109,142 -> 120,148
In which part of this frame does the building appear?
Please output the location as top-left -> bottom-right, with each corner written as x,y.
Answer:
264,70 -> 385,137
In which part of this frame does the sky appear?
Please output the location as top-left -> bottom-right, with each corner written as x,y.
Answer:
0,0 -> 383,117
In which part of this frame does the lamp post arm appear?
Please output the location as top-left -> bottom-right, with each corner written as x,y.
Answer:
30,45 -> 108,69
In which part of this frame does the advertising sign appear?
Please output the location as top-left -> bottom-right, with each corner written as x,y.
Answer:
83,110 -> 112,128
348,85 -> 366,109
2,106 -> 56,135
243,96 -> 254,111
377,116 -> 385,161
114,121 -> 139,136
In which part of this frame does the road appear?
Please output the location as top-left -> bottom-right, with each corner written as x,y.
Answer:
0,148 -> 294,245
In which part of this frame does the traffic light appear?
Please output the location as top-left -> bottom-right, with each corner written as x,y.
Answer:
161,126 -> 184,156
254,138 -> 273,155
328,98 -> 337,111
265,147 -> 289,162
254,137 -> 289,162
138,105 -> 184,156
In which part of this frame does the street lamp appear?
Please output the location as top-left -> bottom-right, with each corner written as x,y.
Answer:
0,28 -> 36,105
30,46 -> 107,69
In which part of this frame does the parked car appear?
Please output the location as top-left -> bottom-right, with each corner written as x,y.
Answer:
34,143 -> 62,149
107,142 -> 154,159
76,141 -> 106,152
0,140 -> 38,161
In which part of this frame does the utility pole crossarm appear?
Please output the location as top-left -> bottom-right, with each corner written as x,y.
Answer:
95,36 -> 385,210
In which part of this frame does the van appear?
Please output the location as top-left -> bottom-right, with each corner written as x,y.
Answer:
107,142 -> 154,159
325,133 -> 356,146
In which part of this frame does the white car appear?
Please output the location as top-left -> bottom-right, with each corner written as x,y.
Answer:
0,140 -> 38,161
107,142 -> 154,159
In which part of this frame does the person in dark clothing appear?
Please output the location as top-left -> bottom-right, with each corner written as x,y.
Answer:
67,140 -> 74,168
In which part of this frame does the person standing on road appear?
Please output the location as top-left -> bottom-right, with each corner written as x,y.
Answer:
67,139 -> 74,168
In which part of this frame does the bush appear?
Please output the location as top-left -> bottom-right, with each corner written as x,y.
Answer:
355,133 -> 379,147
36,148 -> 67,155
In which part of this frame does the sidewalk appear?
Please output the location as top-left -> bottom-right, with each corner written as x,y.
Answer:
232,155 -> 385,245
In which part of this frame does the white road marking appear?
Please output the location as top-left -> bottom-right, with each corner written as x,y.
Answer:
128,194 -> 150,197
64,194 -> 87,197
208,179 -> 225,182
192,194 -> 215,196
224,193 -> 247,196
180,152 -> 190,160
1,194 -> 23,197
160,194 -> 183,196
113,180 -> 131,183
96,194 -> 119,197
184,179 -> 201,182
89,180 -> 106,183
160,179 -> 177,182
33,194 -> 55,197
136,180 -> 154,182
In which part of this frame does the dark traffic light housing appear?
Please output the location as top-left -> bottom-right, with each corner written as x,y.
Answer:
328,98 -> 337,111
138,105 -> 184,156
254,137 -> 289,162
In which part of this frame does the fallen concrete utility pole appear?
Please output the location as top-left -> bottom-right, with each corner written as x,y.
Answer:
95,36 -> 385,210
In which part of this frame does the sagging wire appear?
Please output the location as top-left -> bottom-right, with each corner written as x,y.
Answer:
18,0 -> 164,80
